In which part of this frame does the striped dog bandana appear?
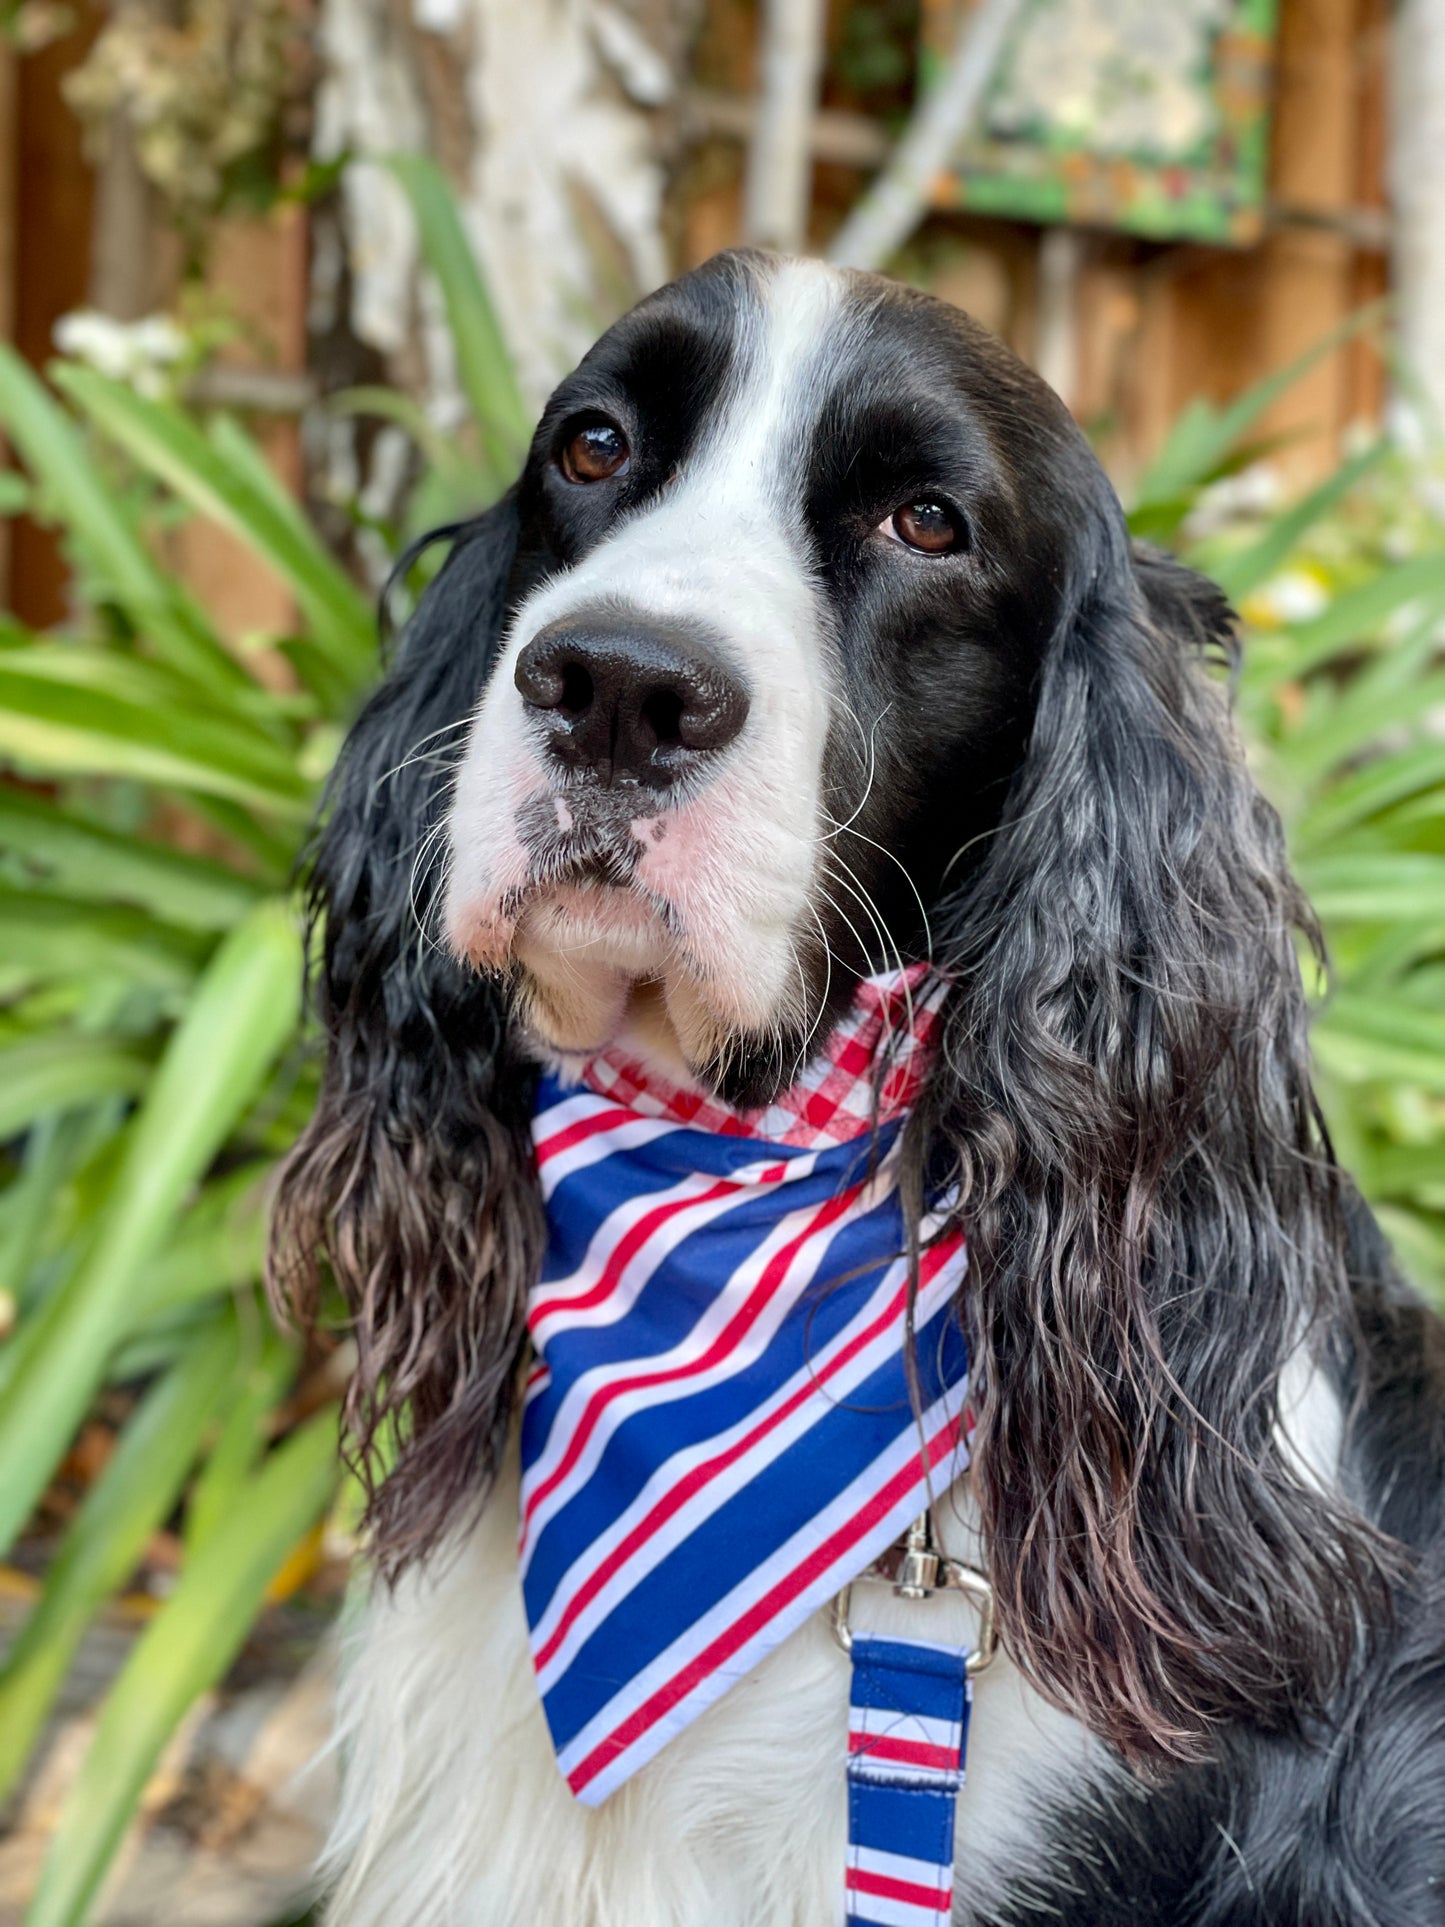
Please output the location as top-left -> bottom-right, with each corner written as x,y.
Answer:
521,968 -> 971,1808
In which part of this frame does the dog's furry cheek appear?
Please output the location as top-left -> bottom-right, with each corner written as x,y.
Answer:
636,798 -> 813,1034
444,703 -> 547,966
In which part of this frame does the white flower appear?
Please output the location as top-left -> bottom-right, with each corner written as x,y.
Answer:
52,309 -> 187,397
1181,463 -> 1283,541
1253,569 -> 1331,625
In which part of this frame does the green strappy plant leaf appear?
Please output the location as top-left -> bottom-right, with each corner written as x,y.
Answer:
0,788 -> 263,929
52,364 -> 376,688
25,1408 -> 339,1927
0,344 -> 244,697
0,1312 -> 244,1803
388,151 -> 532,489
0,901 -> 301,1557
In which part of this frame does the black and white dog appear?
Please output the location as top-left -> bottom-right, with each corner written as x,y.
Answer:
271,251 -> 1445,1924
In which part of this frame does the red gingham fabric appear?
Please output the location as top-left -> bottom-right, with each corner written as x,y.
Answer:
575,966 -> 947,1149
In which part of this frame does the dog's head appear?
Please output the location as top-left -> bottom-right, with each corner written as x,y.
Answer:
440,252 -> 1101,1097
272,253 -> 1388,1768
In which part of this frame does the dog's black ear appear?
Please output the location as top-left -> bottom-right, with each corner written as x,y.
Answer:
1129,538 -> 1238,666
268,492 -> 545,1582
919,528 -> 1392,1766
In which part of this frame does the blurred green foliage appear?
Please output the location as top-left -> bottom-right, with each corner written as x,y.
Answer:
0,154 -> 514,1926
1135,379 -> 1445,1292
0,157 -> 1440,1917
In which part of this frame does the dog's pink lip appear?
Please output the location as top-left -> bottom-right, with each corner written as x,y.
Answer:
446,874 -> 676,972
446,898 -> 518,971
543,879 -> 656,919
517,881 -> 678,958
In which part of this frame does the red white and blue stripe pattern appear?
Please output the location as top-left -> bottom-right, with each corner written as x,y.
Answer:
521,970 -> 970,1805
845,1633 -> 972,1926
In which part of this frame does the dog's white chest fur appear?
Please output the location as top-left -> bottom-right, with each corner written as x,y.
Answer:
322,1452 -> 1098,1926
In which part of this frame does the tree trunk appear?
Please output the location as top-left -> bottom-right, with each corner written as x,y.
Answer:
315,0 -> 681,415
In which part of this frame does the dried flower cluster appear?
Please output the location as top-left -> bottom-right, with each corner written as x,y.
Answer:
64,0 -> 300,231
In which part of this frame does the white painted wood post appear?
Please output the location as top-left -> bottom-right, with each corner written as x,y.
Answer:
744,0 -> 830,254
1391,0 -> 1445,435
1035,226 -> 1083,411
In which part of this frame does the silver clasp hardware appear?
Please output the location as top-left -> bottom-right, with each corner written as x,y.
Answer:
830,1510 -> 999,1676
894,1513 -> 941,1598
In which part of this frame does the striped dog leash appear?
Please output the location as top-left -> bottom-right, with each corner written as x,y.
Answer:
846,1633 -> 972,1926
834,1515 -> 997,1926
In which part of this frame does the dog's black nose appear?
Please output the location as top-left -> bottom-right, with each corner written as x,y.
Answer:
514,618 -> 749,788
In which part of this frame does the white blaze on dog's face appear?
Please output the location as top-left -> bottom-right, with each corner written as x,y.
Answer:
447,261 -> 848,1067
443,251 -> 1091,1101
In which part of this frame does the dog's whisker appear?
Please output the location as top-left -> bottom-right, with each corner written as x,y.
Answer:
812,881 -> 879,983
827,816 -> 934,967
793,904 -> 837,1078
818,848 -> 915,1046
375,717 -> 474,792
826,700 -> 892,838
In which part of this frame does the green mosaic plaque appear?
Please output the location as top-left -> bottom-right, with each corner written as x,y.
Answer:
928,0 -> 1281,246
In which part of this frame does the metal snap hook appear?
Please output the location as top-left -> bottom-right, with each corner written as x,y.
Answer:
829,1510 -> 999,1675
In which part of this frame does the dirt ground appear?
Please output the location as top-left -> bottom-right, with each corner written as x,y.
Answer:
0,1585 -> 338,1927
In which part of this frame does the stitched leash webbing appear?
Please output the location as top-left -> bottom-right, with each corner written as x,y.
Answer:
845,1633 -> 971,1927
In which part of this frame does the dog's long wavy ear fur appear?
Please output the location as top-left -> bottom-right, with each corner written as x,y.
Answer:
268,495 -> 544,1583
917,533 -> 1393,1768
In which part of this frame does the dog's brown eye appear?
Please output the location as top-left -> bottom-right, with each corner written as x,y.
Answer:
560,420 -> 630,484
884,499 -> 964,554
